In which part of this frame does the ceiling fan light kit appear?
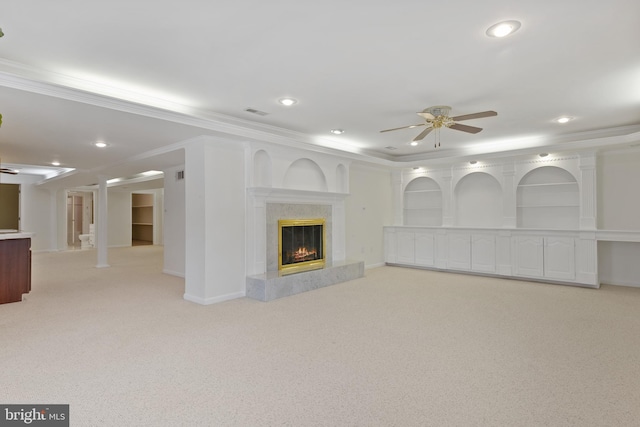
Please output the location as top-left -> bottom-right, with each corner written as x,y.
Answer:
380,106 -> 498,148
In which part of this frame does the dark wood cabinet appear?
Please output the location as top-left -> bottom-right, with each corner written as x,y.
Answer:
0,238 -> 32,304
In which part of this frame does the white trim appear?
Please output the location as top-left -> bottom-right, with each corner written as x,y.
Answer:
600,279 -> 640,288
163,269 -> 185,278
365,262 -> 385,269
183,291 -> 245,305
596,230 -> 640,243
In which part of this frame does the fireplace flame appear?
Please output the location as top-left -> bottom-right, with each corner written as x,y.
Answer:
293,247 -> 317,262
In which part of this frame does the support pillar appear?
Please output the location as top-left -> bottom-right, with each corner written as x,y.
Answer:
96,175 -> 110,268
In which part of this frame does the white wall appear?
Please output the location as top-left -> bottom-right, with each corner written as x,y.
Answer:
598,150 -> 640,230
107,190 -> 132,247
1,173 -> 54,252
345,163 -> 393,267
184,137 -> 246,304
163,163 -> 185,277
597,149 -> 640,286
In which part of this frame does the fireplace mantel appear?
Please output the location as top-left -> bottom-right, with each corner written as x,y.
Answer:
247,187 -> 349,204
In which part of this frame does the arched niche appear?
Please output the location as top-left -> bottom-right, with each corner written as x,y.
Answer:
253,150 -> 272,188
455,172 -> 502,227
282,158 -> 328,192
517,166 -> 579,229
336,164 -> 348,193
403,177 -> 442,226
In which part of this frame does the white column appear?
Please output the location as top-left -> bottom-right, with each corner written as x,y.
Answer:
332,201 -> 346,262
391,170 -> 403,225
579,153 -> 597,230
184,137 -> 246,305
502,162 -> 516,228
95,175 -> 110,268
441,173 -> 453,227
246,191 -> 267,275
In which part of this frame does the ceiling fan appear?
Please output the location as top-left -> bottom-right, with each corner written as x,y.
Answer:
0,165 -> 18,175
380,106 -> 497,147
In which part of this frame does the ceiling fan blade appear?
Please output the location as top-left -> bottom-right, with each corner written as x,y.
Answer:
413,127 -> 434,141
380,123 -> 425,133
449,123 -> 483,134
417,112 -> 435,120
450,110 -> 497,121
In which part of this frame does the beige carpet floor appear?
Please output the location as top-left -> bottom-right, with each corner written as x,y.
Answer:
1,246 -> 639,426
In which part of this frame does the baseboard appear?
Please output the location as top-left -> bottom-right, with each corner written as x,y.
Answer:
183,291 -> 245,305
163,269 -> 185,278
365,262 -> 385,269
600,279 -> 640,288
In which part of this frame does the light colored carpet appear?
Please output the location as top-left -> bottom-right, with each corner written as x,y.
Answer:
1,246 -> 639,426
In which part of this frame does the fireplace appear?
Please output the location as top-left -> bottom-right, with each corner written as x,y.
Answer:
278,218 -> 325,274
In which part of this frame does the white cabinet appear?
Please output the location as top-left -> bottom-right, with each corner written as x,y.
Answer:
544,237 -> 575,280
396,231 -> 416,264
393,229 -> 436,267
414,232 -> 435,267
472,234 -> 496,273
448,233 -> 471,270
514,236 -> 544,277
384,227 -> 591,288
513,235 -> 575,280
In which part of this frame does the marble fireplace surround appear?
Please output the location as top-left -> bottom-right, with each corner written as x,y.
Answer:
246,188 -> 364,301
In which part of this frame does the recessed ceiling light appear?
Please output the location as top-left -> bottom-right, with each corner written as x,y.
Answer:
410,141 -> 419,146
486,20 -> 521,38
539,153 -> 549,157
52,161 -> 61,166
95,141 -> 107,148
278,98 -> 297,106
556,116 -> 572,124
330,129 -> 345,135
469,160 -> 478,165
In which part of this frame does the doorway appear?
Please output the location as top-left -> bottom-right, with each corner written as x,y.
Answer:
66,192 -> 94,248
0,183 -> 20,230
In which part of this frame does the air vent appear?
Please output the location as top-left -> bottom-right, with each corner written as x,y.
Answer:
245,108 -> 269,116
176,170 -> 185,181
385,146 -> 397,150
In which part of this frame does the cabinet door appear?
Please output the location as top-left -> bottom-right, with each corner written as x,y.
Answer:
448,233 -> 471,270
544,237 -> 575,280
471,234 -> 496,273
514,236 -> 544,278
384,229 -> 397,263
396,231 -> 415,264
414,231 -> 435,267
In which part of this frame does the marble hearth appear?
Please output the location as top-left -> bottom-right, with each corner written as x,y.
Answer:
246,260 -> 364,301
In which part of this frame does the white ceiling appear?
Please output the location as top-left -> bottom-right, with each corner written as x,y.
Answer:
1,1 -> 639,188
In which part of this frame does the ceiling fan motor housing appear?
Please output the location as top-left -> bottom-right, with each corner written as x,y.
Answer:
424,105 -> 452,117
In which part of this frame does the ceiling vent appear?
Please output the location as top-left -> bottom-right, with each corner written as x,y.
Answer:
245,108 -> 269,116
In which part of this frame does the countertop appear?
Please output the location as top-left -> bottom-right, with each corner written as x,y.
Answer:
0,230 -> 34,240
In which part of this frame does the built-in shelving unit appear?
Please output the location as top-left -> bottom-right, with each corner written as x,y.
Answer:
517,167 -> 579,229
132,193 -> 154,245
403,177 -> 442,226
